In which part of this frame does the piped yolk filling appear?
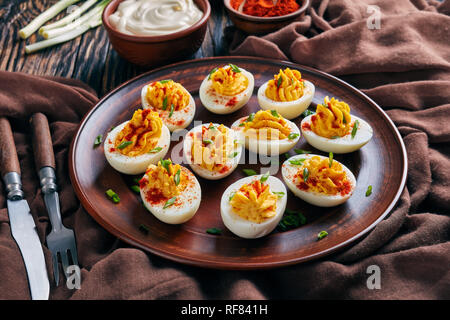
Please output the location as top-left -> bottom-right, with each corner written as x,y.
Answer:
229,180 -> 278,223
191,123 -> 236,172
140,159 -> 187,204
311,96 -> 351,139
210,67 -> 248,96
114,109 -> 162,156
294,156 -> 352,196
243,110 -> 291,140
146,80 -> 189,111
265,68 -> 305,102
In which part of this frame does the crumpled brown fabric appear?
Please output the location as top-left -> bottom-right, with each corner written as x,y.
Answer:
1,0 -> 449,300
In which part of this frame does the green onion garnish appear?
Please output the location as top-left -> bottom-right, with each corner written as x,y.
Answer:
160,159 -> 172,173
163,196 -> 176,209
329,152 -> 333,168
242,169 -> 257,176
229,191 -> 236,201
206,228 -> 222,235
303,167 -> 309,182
93,134 -> 102,148
228,151 -> 238,158
247,113 -> 255,122
139,224 -> 150,234
302,109 -> 314,117
162,96 -> 168,110
271,110 -> 279,118
130,185 -> 140,194
238,123 -> 245,127
366,185 -> 373,197
159,79 -> 172,84
343,115 -> 347,124
277,76 -> 282,87
273,191 -> 285,198
208,67 -> 218,80
117,141 -> 132,149
318,230 -> 328,240
260,171 -> 270,183
229,64 -> 241,73
174,169 -> 181,186
106,189 -> 120,204
148,147 -> 163,153
351,120 -> 359,139
277,209 -> 306,232
284,153 -> 290,159
294,149 -> 311,154
169,104 -> 174,118
288,133 -> 299,140
330,136 -> 340,139
289,158 -> 305,165
203,139 -> 213,145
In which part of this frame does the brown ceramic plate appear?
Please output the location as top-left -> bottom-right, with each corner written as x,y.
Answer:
69,57 -> 407,269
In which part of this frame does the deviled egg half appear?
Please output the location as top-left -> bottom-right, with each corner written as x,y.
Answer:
231,109 -> 300,156
282,154 -> 356,207
183,123 -> 243,180
258,68 -> 315,120
199,64 -> 254,114
141,79 -> 195,132
220,174 -> 287,239
139,159 -> 201,224
104,109 -> 170,175
301,96 -> 373,153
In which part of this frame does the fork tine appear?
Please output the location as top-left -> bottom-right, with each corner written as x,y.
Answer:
52,252 -> 59,286
69,246 -> 79,267
60,250 -> 70,279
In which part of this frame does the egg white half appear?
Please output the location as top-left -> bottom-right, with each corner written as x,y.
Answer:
257,80 -> 315,120
140,166 -> 201,224
199,67 -> 254,115
104,121 -> 170,175
231,116 -> 300,156
183,123 -> 243,180
301,114 -> 373,154
220,175 -> 287,239
282,154 -> 356,207
141,83 -> 196,132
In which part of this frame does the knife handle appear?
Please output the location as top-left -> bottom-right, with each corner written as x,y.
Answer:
0,117 -> 21,177
30,113 -> 55,171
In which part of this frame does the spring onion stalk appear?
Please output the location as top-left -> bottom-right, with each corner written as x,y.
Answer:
25,11 -> 102,54
39,0 -> 99,35
19,0 -> 81,39
42,0 -> 110,39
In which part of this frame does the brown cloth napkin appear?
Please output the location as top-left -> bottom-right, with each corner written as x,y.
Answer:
1,0 -> 450,300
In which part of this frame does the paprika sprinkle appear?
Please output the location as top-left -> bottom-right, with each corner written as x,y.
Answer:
230,0 -> 300,17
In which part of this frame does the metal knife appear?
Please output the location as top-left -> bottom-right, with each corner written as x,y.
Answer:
0,117 -> 50,300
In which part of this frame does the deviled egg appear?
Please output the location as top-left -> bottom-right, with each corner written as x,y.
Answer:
104,109 -> 170,175
199,64 -> 254,114
220,174 -> 287,239
301,96 -> 373,153
139,159 -> 201,224
183,123 -> 243,180
231,109 -> 300,156
257,68 -> 315,120
282,154 -> 356,207
141,79 -> 195,132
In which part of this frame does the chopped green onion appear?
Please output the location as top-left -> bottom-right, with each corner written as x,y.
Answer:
229,191 -> 236,201
169,104 -> 174,118
294,149 -> 311,154
247,113 -> 255,122
130,185 -> 140,194
289,158 -> 305,165
260,172 -> 270,183
366,185 -> 373,197
278,209 -> 306,232
277,76 -> 282,87
174,169 -> 181,186
242,169 -> 257,176
159,79 -> 172,84
303,167 -> 309,182
273,191 -> 285,198
318,230 -> 328,240
302,109 -> 314,117
329,152 -> 333,168
163,196 -> 177,209
206,228 -> 222,235
105,189 -> 120,204
238,123 -> 245,127
351,120 -> 359,139
271,110 -> 279,118
229,64 -> 241,73
203,139 -> 213,145
208,125 -> 216,130
148,147 -> 163,153
139,224 -> 150,234
228,151 -> 238,158
284,153 -> 290,159
291,78 -> 295,86
330,136 -> 340,139
93,134 -> 102,148
133,178 -> 141,184
117,141 -> 132,149
160,159 -> 172,173
208,67 -> 218,80
343,114 -> 347,124
162,96 -> 168,110
288,133 -> 299,140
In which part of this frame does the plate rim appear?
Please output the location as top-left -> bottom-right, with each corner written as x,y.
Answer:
69,56 -> 408,269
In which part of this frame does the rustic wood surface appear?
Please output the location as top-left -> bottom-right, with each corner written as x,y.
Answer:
0,0 -> 233,97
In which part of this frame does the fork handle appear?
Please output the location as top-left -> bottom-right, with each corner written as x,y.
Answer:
30,113 -> 55,171
0,117 -> 21,178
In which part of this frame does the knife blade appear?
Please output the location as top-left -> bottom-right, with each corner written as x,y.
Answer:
0,117 -> 50,300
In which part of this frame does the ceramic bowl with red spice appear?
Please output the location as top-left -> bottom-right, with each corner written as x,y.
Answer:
102,0 -> 211,68
224,0 -> 309,34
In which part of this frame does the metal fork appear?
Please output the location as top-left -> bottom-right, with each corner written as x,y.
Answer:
31,113 -> 79,285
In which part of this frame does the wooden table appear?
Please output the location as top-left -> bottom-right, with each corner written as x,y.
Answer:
0,0 -> 233,97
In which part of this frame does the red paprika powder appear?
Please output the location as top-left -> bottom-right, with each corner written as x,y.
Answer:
230,0 -> 300,17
